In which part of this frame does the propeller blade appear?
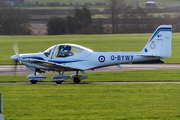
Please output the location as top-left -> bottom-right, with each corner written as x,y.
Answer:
13,42 -> 18,55
12,42 -> 19,75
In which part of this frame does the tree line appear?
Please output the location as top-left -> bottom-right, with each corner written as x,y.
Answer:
0,7 -> 31,35
1,1 -> 180,35
108,0 -> 180,34
47,7 -> 104,35
47,5 -> 180,35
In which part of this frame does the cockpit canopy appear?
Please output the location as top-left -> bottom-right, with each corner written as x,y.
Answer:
43,44 -> 93,58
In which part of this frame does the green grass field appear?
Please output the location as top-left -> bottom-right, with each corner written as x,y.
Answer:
1,33 -> 180,119
1,84 -> 180,119
18,6 -> 107,11
1,69 -> 180,119
24,0 -> 180,6
0,33 -> 179,65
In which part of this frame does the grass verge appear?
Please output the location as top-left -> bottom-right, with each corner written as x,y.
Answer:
1,84 -> 180,119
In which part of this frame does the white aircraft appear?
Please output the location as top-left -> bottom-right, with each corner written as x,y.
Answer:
11,25 -> 172,84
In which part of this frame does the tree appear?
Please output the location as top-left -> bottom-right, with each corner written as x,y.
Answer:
108,0 -> 126,34
74,7 -> 92,28
66,16 -> 77,34
74,9 -> 83,22
0,8 -> 32,35
93,19 -> 105,34
81,7 -> 92,27
121,6 -> 155,33
47,17 -> 66,35
47,7 -> 99,35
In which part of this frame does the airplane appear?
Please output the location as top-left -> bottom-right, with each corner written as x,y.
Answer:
10,25 -> 172,84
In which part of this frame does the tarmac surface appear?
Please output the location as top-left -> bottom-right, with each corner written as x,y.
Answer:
0,64 -> 180,76
0,64 -> 180,84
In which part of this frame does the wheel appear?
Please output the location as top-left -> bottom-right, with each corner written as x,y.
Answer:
56,81 -> 62,84
73,77 -> 81,83
30,80 -> 38,84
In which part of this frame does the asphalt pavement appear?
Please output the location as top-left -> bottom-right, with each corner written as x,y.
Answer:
0,64 -> 180,84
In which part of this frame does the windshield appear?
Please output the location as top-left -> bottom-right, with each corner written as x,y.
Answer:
43,46 -> 55,57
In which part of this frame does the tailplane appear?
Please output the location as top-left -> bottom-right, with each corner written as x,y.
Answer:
140,25 -> 172,58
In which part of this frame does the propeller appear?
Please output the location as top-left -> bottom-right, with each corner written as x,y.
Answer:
13,42 -> 18,55
10,43 -> 19,75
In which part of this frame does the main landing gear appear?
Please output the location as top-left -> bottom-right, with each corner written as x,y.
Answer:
56,81 -> 63,84
30,80 -> 38,84
53,71 -> 81,84
27,69 -> 47,84
70,71 -> 88,84
30,71 -> 38,84
27,69 -> 88,84
73,71 -> 81,83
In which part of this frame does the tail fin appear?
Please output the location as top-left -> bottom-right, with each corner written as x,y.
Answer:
141,25 -> 172,58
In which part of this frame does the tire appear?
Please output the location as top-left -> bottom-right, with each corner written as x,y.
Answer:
56,81 -> 62,84
30,80 -> 38,84
73,77 -> 81,83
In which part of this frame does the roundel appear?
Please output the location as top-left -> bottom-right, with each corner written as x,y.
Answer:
150,41 -> 156,49
98,56 -> 105,63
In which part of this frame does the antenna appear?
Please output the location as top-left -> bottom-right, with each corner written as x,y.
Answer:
0,93 -> 2,113
117,46 -> 123,52
0,93 -> 4,120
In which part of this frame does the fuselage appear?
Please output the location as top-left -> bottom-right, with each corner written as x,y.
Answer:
18,49 -> 159,71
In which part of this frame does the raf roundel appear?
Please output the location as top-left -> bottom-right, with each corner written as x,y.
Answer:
98,56 -> 105,63
150,41 -> 156,49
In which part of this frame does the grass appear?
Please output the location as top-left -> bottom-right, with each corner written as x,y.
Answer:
1,30 -> 180,119
1,33 -> 179,65
23,0 -> 180,6
1,31 -> 180,119
18,6 -> 107,11
1,84 -> 180,119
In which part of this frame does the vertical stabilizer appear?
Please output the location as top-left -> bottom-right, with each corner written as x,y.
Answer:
141,25 -> 172,58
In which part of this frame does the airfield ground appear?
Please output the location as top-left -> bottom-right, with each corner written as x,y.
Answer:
0,83 -> 180,119
0,33 -> 180,119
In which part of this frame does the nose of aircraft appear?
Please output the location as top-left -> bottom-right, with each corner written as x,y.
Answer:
10,55 -> 19,61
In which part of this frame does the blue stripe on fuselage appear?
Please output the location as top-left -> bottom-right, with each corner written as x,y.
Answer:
48,60 -> 85,64
22,57 -> 45,61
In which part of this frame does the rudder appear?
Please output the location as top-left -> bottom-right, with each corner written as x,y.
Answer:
142,25 -> 172,58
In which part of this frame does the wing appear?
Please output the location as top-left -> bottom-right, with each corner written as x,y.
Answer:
21,59 -> 82,71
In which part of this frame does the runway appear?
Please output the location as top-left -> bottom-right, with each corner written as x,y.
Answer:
0,64 -> 180,85
0,64 -> 180,76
